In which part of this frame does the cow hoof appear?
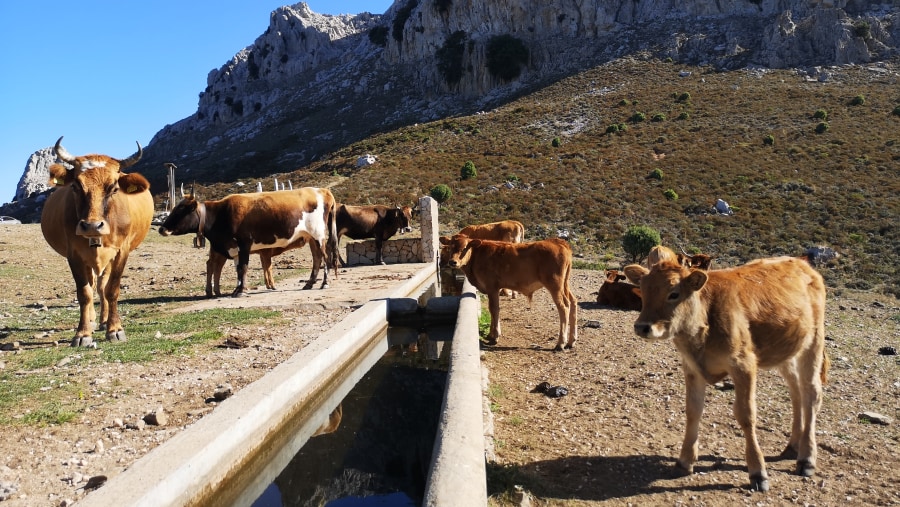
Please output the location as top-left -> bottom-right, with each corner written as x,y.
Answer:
749,474 -> 770,492
553,345 -> 564,352
71,336 -> 94,347
778,444 -> 798,460
674,460 -> 693,475
320,283 -> 330,289
106,330 -> 127,342
231,290 -> 249,298
796,460 -> 815,477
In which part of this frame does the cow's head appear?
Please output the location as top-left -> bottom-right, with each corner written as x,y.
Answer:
605,269 -> 627,283
439,234 -> 478,269
624,260 -> 708,341
158,194 -> 201,237
50,137 -> 147,245
393,206 -> 414,234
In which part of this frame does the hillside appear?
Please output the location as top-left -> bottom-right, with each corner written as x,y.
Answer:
208,56 -> 899,296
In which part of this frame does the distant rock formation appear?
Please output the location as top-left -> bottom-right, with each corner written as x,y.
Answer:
14,148 -> 59,202
8,0 -> 900,207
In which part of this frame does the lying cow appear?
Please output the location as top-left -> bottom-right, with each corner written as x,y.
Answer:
159,187 -> 337,296
595,269 -> 642,311
440,234 -> 577,351
40,137 -> 153,346
335,204 -> 413,265
624,254 -> 829,492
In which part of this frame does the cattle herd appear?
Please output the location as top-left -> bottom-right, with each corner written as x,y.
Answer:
39,140 -> 831,493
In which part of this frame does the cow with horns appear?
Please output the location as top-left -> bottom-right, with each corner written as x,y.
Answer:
40,137 -> 154,347
335,204 -> 414,266
158,187 -> 338,296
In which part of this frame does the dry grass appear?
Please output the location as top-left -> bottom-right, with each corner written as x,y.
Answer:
202,57 -> 900,296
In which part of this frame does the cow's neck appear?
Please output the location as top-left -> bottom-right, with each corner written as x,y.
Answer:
196,201 -> 208,239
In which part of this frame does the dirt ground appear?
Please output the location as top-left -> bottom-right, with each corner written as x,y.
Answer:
0,224 -> 898,506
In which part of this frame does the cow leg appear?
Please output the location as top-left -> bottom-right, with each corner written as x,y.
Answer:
777,359 -> 804,461
731,366 -> 769,492
260,253 -> 276,290
677,369 -> 706,475
303,240 -> 327,290
787,345 -> 824,477
565,285 -> 578,348
375,238 -> 385,265
231,246 -> 251,297
549,288 -> 571,351
69,259 -> 96,347
100,254 -> 129,342
206,251 -> 227,298
485,291 -> 501,346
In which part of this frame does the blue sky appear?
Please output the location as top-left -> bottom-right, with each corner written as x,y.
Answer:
0,1 -> 393,204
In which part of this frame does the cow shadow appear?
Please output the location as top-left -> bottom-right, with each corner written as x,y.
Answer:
122,294 -> 210,305
487,453 -> 742,502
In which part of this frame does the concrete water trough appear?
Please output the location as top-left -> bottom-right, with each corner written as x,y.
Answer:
76,263 -> 487,507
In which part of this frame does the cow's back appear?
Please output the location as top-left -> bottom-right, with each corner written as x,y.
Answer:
465,238 -> 571,294
705,257 -> 825,367
459,220 -> 524,243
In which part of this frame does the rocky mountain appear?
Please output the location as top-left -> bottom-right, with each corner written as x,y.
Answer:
6,0 -> 899,219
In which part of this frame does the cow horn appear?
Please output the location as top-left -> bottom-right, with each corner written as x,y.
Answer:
54,136 -> 76,165
118,141 -> 143,168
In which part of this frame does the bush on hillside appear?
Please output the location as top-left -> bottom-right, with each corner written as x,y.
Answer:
460,160 -> 477,180
486,34 -> 529,81
622,225 -> 661,264
430,184 -> 452,203
437,30 -> 467,86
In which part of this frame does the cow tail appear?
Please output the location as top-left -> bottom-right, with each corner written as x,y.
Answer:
820,349 -> 830,385
328,199 -> 339,278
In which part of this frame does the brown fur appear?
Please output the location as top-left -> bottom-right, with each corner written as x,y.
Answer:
40,141 -> 153,347
595,269 -> 642,311
446,220 -> 526,298
335,204 -> 413,265
624,255 -> 829,492
204,241 -> 305,297
439,235 -> 577,351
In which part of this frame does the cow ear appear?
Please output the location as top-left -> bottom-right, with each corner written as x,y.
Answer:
48,164 -> 70,186
469,239 -> 483,248
683,270 -> 708,292
623,264 -> 648,284
119,172 -> 150,194
439,236 -> 450,245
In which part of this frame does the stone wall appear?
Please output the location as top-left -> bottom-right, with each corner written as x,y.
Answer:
343,196 -> 440,266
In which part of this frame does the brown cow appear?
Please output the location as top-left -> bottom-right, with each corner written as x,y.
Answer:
447,220 -> 526,298
440,235 -> 577,351
624,255 -> 828,492
159,188 -> 337,296
457,220 -> 525,243
204,241 -> 305,298
40,137 -> 153,347
595,269 -> 642,311
335,204 -> 413,265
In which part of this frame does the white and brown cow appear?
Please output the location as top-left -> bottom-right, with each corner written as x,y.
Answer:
40,137 -> 154,347
159,188 -> 337,296
440,234 -> 577,351
335,204 -> 413,265
624,252 -> 829,492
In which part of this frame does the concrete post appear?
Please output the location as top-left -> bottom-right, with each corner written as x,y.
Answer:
418,196 -> 439,263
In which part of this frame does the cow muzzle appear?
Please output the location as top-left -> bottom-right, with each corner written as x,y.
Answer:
77,220 -> 110,246
633,321 -> 668,341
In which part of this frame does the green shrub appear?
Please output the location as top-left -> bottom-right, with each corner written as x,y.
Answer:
651,113 -> 666,122
486,34 -> 529,81
676,92 -> 691,102
677,111 -> 689,120
813,109 -> 828,120
815,122 -> 829,134
892,105 -> 900,117
648,168 -> 664,180
664,188 -> 679,200
606,124 -> 619,134
430,184 -> 452,203
618,99 -> 631,106
622,225 -> 661,264
460,160 -> 477,180
392,0 -> 417,42
763,134 -> 775,146
631,112 -> 646,122
854,21 -> 871,39
850,95 -> 866,106
551,137 -> 561,147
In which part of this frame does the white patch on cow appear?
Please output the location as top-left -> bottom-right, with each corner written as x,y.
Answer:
248,190 -> 327,251
80,159 -> 107,170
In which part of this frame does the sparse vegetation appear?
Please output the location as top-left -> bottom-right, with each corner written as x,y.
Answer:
850,94 -> 866,106
461,160 -> 477,180
663,188 -> 678,200
437,30 -> 467,86
814,109 -> 828,120
430,183 -> 453,203
622,225 -> 661,264
763,134 -> 775,146
648,168 -> 664,180
630,111 -> 646,122
815,121 -> 829,134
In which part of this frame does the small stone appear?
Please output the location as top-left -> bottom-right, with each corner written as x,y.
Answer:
583,320 -> 602,329
858,411 -> 892,425
143,406 -> 168,426
56,357 -> 71,368
94,440 -> 105,454
112,418 -> 124,429
214,384 -> 233,401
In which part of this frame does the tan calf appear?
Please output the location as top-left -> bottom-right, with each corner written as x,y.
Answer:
440,235 -> 577,351
624,255 -> 828,492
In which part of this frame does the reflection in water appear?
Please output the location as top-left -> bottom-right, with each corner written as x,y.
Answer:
252,338 -> 448,507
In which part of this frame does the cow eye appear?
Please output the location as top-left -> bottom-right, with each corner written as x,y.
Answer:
667,291 -> 679,301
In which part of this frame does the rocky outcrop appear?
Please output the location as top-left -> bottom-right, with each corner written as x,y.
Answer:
7,0 -> 899,213
14,148 -> 61,202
